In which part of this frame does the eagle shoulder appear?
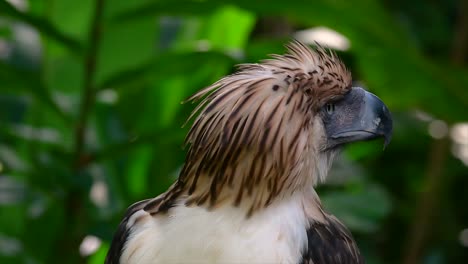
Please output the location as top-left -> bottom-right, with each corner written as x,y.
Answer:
299,215 -> 364,264
105,198 -> 153,264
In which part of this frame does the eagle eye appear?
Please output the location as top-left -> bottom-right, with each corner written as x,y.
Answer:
325,103 -> 336,114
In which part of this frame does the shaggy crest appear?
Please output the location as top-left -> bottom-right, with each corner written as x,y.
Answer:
157,41 -> 352,216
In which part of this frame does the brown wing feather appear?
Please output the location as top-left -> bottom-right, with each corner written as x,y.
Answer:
105,200 -> 150,264
105,193 -> 169,264
299,215 -> 364,264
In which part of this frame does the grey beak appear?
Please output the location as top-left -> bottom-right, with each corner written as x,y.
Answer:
323,87 -> 393,149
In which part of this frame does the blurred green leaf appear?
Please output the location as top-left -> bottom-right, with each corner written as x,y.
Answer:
47,0 -> 94,43
0,25 -> 11,38
95,16 -> 155,86
89,242 -> 108,264
115,0 -> 468,121
344,141 -> 385,161
0,0 -> 82,52
125,146 -> 153,198
0,62 -> 69,122
322,184 -> 392,233
100,50 -> 236,91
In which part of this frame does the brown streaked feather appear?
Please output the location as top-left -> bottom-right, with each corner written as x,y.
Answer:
161,41 -> 352,214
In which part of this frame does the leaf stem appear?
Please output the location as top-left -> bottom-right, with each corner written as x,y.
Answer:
74,0 -> 105,166
56,1 -> 105,263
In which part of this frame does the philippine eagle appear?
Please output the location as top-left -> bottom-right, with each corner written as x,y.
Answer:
106,41 -> 392,264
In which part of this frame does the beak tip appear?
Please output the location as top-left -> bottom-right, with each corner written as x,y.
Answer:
383,136 -> 391,149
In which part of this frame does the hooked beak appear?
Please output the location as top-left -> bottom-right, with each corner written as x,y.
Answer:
323,87 -> 393,149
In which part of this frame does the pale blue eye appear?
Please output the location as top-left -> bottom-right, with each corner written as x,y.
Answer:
326,103 -> 336,114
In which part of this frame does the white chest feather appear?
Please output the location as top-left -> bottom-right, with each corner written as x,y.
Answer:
121,194 -> 312,264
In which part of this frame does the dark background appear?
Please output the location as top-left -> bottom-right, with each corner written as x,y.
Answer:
0,0 -> 467,263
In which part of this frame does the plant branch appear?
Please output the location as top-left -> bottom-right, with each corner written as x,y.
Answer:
74,0 -> 105,165
402,137 -> 449,264
56,1 -> 105,263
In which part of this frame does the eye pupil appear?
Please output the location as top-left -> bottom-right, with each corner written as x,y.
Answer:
326,103 -> 335,114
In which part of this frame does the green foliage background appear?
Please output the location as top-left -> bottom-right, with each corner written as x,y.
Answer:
0,0 -> 467,263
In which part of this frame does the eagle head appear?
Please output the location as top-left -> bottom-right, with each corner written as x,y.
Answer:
176,41 -> 392,215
